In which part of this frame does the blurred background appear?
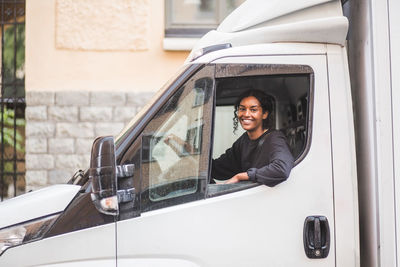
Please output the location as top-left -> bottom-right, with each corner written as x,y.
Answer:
0,0 -> 245,200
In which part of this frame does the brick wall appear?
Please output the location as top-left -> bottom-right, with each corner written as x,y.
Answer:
25,91 -> 153,191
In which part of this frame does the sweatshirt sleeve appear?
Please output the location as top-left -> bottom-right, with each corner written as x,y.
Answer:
211,140 -> 242,180
247,132 -> 294,187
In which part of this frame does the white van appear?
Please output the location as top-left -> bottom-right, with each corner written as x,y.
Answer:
1,0 -> 399,266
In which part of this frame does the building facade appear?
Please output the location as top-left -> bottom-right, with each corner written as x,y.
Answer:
24,0 -> 190,193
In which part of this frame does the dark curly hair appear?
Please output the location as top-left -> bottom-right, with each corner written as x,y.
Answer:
233,89 -> 273,133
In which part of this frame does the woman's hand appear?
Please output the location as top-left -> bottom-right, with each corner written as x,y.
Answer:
223,172 -> 249,184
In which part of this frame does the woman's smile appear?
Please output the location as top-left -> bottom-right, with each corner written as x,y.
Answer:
240,118 -> 254,125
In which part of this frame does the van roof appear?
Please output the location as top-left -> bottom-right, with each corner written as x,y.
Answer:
191,0 -> 347,54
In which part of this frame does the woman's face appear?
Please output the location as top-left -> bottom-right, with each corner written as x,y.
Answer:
237,96 -> 268,133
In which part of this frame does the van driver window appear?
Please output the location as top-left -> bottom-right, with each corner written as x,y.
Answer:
140,66 -> 214,212
136,64 -> 312,211
208,66 -> 311,197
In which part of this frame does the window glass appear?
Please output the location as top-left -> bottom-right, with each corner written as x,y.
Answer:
165,0 -> 245,37
141,66 -> 214,212
170,0 -> 217,25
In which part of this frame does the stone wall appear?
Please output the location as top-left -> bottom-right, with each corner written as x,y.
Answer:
25,91 -> 153,191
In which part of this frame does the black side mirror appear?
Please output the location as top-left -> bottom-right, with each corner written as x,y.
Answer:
89,136 -> 118,215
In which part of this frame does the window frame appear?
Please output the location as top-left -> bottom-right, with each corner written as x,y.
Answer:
213,63 -> 314,165
206,63 -> 315,198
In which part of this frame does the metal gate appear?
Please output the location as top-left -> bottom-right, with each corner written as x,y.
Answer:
0,0 -> 25,201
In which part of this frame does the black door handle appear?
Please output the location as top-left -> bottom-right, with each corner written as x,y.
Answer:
303,215 -> 330,258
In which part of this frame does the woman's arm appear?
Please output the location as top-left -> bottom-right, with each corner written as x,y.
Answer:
224,131 -> 294,186
247,132 -> 294,186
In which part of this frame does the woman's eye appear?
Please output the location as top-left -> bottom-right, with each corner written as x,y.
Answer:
251,109 -> 257,112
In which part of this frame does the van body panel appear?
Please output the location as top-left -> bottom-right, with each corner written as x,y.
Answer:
190,43 -> 328,65
346,0 -> 398,266
345,1 -> 379,266
369,2 -> 397,265
18,260 -> 116,267
217,0 -> 335,33
118,258 -> 201,267
0,223 -> 116,266
191,0 -> 347,54
389,0 -> 400,263
117,53 -> 336,266
326,44 -> 359,267
0,185 -> 80,229
192,17 -> 347,52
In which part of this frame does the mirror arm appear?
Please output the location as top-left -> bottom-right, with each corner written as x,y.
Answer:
118,188 -> 136,203
117,164 -> 135,178
116,164 -> 136,203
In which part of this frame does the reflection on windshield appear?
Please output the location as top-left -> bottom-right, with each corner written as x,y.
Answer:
141,67 -> 214,203
115,65 -> 192,146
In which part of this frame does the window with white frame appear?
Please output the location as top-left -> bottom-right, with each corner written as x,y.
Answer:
165,0 -> 245,38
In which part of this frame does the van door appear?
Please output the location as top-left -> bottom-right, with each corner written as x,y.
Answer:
116,54 -> 335,266
116,64 -> 215,266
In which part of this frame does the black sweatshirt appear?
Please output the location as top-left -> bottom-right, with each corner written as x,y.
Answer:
211,130 -> 294,187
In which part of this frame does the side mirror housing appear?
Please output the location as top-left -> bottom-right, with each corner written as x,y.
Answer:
89,136 -> 118,215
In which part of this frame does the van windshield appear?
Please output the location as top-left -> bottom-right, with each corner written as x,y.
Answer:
115,64 -> 193,146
